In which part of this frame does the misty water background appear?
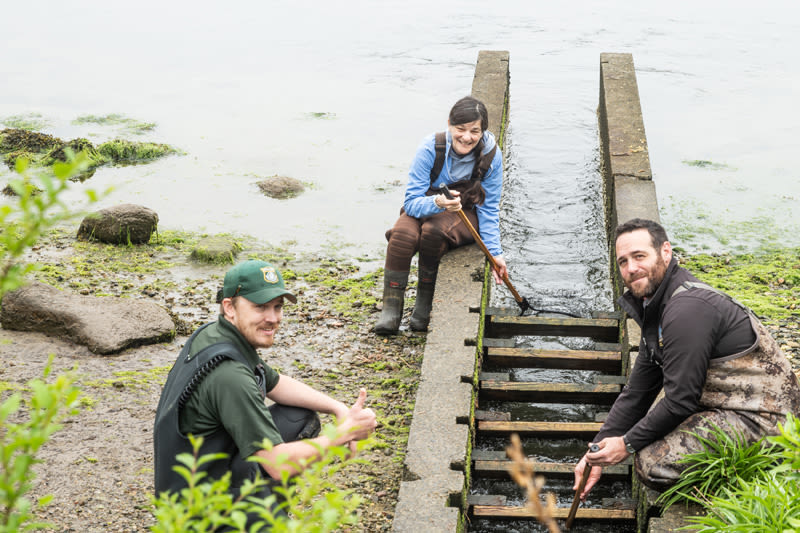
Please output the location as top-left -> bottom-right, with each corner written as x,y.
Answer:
2,0 -> 799,314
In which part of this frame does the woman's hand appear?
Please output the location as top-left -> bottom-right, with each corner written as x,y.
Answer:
491,255 -> 507,284
434,190 -> 462,212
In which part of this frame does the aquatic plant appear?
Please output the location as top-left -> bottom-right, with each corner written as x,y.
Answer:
96,139 -> 179,163
72,113 -> 156,135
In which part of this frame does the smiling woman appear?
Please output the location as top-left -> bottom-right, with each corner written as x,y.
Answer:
375,96 -> 507,335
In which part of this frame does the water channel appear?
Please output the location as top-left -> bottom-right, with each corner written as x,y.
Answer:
2,3 -> 797,530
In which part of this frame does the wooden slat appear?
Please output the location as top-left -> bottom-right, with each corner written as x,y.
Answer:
479,372 -> 510,381
478,420 -> 603,437
487,315 -> 619,341
474,410 -> 511,422
471,504 -> 636,520
467,494 -> 507,506
473,459 -> 630,479
479,381 -> 621,404
486,347 -> 621,372
482,337 -> 516,348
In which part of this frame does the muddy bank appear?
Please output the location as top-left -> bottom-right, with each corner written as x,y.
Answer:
1,228 -> 423,532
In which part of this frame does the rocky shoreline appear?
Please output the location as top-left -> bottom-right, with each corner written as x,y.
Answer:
2,230 -> 798,532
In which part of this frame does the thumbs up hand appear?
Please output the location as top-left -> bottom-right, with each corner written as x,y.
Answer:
337,388 -> 377,446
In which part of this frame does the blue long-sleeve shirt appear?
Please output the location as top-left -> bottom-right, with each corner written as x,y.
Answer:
402,130 -> 504,256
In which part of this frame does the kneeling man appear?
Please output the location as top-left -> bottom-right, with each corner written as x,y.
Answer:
575,219 -> 800,497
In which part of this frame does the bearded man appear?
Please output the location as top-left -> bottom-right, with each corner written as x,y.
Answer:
574,218 -> 800,498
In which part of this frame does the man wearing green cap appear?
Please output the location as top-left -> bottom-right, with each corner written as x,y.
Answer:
154,260 -> 377,518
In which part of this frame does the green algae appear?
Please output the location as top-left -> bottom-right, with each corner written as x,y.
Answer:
0,113 -> 50,131
97,139 -> 180,164
679,248 -> 800,321
682,159 -> 734,170
82,366 -> 171,391
305,111 -> 336,120
0,128 -> 179,181
665,196 -> 800,254
72,113 -> 156,135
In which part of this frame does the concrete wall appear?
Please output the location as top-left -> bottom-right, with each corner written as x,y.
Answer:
392,50 -> 510,533
598,53 -> 702,532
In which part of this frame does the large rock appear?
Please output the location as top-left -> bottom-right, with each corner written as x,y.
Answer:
1,281 -> 175,354
77,203 -> 158,244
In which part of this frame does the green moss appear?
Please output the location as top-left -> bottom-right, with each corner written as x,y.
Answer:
97,139 -> 180,163
82,366 -> 171,390
299,267 -> 381,321
680,248 -> 800,321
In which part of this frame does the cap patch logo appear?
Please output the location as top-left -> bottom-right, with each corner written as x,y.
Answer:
261,266 -> 279,284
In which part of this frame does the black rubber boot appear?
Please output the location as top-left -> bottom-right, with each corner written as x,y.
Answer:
410,268 -> 437,332
374,270 -> 408,336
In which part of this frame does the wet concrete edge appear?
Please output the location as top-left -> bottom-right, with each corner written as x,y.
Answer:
598,53 -> 703,532
392,50 -> 510,533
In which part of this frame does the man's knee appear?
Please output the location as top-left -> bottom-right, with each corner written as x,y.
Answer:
268,404 -> 321,442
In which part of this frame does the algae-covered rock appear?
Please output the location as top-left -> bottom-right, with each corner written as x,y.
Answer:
97,139 -> 179,164
0,128 -> 62,153
77,204 -> 159,245
257,175 -> 306,199
190,235 -> 242,264
0,128 -> 180,178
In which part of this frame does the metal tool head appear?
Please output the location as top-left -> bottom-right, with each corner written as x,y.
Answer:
517,296 -> 532,316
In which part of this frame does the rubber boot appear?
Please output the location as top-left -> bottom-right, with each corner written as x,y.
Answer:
374,270 -> 408,336
410,268 -> 437,332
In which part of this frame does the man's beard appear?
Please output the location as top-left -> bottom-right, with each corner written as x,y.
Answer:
627,257 -> 668,299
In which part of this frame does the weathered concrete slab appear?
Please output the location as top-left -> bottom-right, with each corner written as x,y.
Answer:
392,50 -> 509,533
599,53 -> 660,238
472,50 -> 510,145
615,176 -> 660,230
394,475 -> 463,533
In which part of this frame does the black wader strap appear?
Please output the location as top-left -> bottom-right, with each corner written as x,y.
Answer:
430,131 -> 447,183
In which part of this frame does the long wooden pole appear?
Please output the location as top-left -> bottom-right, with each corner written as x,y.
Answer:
565,464 -> 592,529
451,207 -> 525,305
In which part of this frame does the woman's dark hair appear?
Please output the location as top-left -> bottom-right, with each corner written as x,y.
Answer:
449,96 -> 489,131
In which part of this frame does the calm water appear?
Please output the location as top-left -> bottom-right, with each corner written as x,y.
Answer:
2,1 -> 798,305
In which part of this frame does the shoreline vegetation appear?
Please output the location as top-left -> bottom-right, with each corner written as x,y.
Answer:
1,225 -> 798,530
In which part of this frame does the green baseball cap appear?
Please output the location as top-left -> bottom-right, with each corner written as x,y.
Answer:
219,260 -> 296,304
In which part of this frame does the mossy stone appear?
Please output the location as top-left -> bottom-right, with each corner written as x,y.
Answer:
190,236 -> 242,264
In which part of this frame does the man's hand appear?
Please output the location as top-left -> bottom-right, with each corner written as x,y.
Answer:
573,456 -> 603,500
573,437 -> 631,499
586,437 -> 630,466
335,388 -> 377,452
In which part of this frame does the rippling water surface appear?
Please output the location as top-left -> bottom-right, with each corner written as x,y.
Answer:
3,1 -> 797,270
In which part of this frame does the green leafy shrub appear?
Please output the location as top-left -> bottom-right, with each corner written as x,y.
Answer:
0,357 -> 81,531
150,428 -> 365,532
1,153 -> 103,298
